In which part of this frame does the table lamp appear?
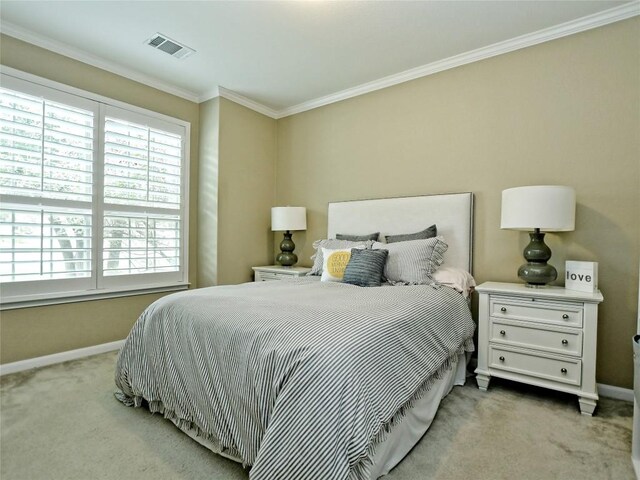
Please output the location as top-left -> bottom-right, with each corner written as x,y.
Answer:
271,206 -> 307,267
501,185 -> 575,287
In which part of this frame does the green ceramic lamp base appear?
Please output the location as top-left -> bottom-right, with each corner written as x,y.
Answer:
277,231 -> 298,267
518,229 -> 557,287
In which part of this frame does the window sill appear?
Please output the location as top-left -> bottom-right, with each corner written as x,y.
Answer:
0,283 -> 191,311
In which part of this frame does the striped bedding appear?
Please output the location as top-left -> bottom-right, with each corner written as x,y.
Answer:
114,278 -> 475,480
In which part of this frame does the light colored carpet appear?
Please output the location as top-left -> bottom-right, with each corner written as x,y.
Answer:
0,351 -> 634,480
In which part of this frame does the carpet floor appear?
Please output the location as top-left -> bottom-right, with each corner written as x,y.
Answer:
0,351 -> 634,480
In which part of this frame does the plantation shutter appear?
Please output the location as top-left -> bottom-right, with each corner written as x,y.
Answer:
100,106 -> 185,287
0,72 -> 189,307
0,79 -> 97,296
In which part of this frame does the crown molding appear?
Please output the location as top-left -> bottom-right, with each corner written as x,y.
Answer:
0,21 -> 201,103
198,86 -> 280,119
215,87 -> 279,119
276,2 -> 640,118
2,2 -> 637,118
198,86 -> 220,104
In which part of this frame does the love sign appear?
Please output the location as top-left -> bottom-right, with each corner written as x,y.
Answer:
565,261 -> 598,293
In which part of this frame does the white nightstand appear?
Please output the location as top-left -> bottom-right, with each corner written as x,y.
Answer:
252,265 -> 311,282
474,281 -> 603,415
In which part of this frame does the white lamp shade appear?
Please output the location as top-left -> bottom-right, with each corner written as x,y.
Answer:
501,186 -> 575,232
271,207 -> 307,231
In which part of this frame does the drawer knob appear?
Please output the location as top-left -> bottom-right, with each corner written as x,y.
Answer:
500,330 -> 506,336
499,356 -> 505,362
562,339 -> 569,345
562,314 -> 569,319
561,368 -> 568,374
500,307 -> 507,313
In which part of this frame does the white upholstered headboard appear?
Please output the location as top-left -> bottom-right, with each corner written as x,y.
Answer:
327,193 -> 474,272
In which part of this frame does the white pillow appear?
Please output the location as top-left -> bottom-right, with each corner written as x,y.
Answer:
309,239 -> 374,276
320,246 -> 364,282
433,267 -> 476,298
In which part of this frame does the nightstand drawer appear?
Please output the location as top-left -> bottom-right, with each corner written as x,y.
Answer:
255,272 -> 281,281
491,297 -> 583,328
253,266 -> 311,282
489,346 -> 581,386
490,320 -> 582,357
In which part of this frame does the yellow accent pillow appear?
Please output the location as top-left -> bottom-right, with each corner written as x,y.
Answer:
320,247 -> 362,282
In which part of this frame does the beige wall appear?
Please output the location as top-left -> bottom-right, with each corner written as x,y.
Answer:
276,18 -> 640,388
198,97 -> 220,287
216,98 -> 277,285
0,35 -> 200,363
1,294 -> 168,362
1,20 -> 638,389
198,96 -> 278,288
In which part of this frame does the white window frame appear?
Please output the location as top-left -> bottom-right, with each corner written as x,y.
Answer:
0,67 -> 190,310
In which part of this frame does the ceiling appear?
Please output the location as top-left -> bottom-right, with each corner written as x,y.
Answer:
1,1 -> 637,116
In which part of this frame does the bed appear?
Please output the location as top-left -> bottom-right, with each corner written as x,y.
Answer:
115,192 -> 476,480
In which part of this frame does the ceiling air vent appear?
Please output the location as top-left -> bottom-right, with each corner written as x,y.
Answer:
146,33 -> 195,60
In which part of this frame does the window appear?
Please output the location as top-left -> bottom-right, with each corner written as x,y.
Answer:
0,72 -> 189,307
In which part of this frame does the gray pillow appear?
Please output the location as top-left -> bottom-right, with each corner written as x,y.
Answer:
385,224 -> 437,243
343,248 -> 389,287
373,236 -> 448,285
336,232 -> 379,242
308,239 -> 374,275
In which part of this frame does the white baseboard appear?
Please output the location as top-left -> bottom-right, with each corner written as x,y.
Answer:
0,339 -> 125,376
598,383 -> 634,402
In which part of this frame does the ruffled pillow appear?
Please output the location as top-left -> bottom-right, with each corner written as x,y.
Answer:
373,236 -> 448,285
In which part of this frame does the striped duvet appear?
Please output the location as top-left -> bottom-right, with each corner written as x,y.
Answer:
115,278 -> 475,479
